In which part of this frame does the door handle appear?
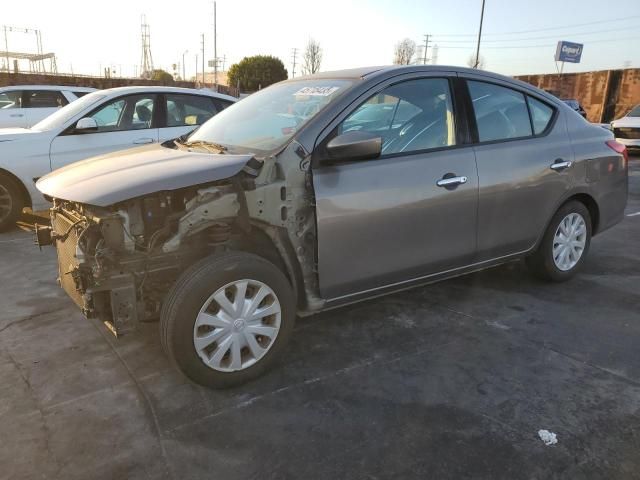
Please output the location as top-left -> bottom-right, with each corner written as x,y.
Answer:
550,159 -> 572,171
437,175 -> 468,188
133,138 -> 155,145
9,114 -> 24,117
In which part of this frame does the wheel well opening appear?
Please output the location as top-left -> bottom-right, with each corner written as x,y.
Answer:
0,169 -> 32,209
227,227 -> 304,308
568,193 -> 600,235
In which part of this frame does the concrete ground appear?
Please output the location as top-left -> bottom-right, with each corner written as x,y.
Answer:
1,157 -> 639,480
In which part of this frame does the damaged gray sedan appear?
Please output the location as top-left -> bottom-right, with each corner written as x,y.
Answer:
36,66 -> 628,388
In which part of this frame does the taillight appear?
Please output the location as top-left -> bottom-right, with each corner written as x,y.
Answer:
606,139 -> 628,168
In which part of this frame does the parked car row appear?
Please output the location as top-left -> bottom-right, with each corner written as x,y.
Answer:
32,65 -> 628,388
0,85 -> 96,128
0,86 -> 236,230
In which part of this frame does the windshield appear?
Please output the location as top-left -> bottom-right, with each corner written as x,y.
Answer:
31,91 -> 106,131
187,79 -> 353,153
627,105 -> 640,117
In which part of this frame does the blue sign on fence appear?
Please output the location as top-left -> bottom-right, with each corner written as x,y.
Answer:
555,41 -> 583,63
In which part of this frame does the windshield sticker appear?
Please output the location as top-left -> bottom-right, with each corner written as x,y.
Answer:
294,86 -> 340,97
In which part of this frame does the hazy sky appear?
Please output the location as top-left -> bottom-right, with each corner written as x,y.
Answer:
2,0 -> 639,79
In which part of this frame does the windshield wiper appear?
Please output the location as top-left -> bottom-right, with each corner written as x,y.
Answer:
178,140 -> 228,154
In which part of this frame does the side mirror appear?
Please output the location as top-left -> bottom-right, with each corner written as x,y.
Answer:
75,117 -> 98,133
325,130 -> 382,163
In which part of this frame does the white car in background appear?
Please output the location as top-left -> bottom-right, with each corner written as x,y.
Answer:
0,86 -> 236,230
611,104 -> 640,151
0,85 -> 96,128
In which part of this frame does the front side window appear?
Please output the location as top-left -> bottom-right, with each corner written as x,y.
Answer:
0,91 -> 22,109
468,81 -> 532,142
25,90 -> 68,108
339,78 -> 455,155
166,94 -> 218,127
87,95 -> 156,133
188,79 -> 353,153
528,96 -> 554,134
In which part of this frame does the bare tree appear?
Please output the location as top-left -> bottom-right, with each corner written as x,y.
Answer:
393,38 -> 416,65
467,53 -> 486,69
302,39 -> 322,75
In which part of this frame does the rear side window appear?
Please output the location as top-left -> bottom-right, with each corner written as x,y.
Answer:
24,90 -> 68,108
528,96 -> 554,134
72,91 -> 91,98
0,91 -> 22,109
166,94 -> 219,127
468,81 -> 532,142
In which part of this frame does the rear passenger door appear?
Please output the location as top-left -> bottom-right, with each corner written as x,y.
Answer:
160,94 -> 221,141
23,90 -> 69,127
463,77 -> 576,260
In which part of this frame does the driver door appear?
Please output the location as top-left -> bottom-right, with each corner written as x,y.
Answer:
313,76 -> 479,299
50,94 -> 159,171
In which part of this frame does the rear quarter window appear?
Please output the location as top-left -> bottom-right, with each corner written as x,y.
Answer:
528,96 -> 555,135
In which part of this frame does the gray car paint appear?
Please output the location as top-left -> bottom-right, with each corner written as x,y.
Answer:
38,65 -> 628,311
301,67 -> 626,302
36,143 -> 252,206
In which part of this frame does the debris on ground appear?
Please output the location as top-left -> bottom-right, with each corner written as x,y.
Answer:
538,429 -> 558,446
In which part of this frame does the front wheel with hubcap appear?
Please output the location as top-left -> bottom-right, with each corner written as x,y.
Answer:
0,175 -> 24,232
526,200 -> 592,282
161,251 -> 296,388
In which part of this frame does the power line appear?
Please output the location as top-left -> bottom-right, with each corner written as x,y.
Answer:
436,35 -> 640,50
434,25 -> 639,43
432,14 -> 640,37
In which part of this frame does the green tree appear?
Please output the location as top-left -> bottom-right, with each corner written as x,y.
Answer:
150,69 -> 174,84
227,55 -> 288,92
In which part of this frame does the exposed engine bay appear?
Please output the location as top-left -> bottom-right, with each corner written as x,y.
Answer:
36,143 -> 322,336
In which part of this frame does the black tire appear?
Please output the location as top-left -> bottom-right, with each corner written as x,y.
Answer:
160,251 -> 296,388
0,174 -> 25,232
526,200 -> 592,282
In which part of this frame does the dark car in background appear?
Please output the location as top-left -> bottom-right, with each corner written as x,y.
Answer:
36,65 -> 628,388
563,99 -> 587,118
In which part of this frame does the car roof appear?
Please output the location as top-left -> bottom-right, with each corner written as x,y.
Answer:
0,85 -> 97,92
293,65 -> 560,104
99,85 -> 237,102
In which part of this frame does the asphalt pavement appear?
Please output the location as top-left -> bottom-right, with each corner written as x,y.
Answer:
1,157 -> 639,480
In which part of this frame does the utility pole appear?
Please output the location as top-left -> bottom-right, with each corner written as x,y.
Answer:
195,55 -> 198,86
201,33 -> 205,86
474,0 -> 486,68
213,1 -> 218,90
291,48 -> 298,78
182,50 -> 188,80
422,34 -> 430,64
4,26 -> 10,73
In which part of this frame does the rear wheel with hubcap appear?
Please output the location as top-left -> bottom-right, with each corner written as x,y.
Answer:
161,251 -> 295,388
526,200 -> 592,281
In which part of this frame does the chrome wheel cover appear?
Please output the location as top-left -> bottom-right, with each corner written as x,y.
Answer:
0,184 -> 12,222
193,279 -> 281,372
553,213 -> 587,271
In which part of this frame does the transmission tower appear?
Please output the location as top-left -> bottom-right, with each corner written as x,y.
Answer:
140,14 -> 154,79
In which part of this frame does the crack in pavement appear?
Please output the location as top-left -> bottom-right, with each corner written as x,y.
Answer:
0,307 -> 68,334
89,319 -> 176,480
1,346 -> 62,477
167,338 -> 461,435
